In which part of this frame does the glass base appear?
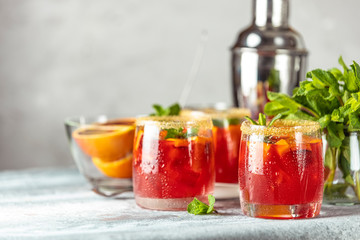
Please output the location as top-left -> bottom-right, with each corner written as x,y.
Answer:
241,202 -> 322,219
135,196 -> 207,211
214,183 -> 239,199
88,177 -> 132,197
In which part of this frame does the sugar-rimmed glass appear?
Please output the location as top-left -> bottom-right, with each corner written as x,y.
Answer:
133,115 -> 215,210
239,119 -> 324,219
182,107 -> 250,199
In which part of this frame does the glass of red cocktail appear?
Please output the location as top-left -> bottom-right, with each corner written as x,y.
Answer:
182,107 -> 250,198
133,115 -> 215,210
239,119 -> 324,219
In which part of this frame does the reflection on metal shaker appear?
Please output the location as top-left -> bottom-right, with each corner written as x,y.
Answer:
231,0 -> 308,117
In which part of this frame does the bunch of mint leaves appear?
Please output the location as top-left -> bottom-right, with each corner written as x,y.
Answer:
187,195 -> 217,215
264,56 -> 360,200
150,103 -> 199,139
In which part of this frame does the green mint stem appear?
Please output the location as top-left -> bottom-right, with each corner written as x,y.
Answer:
336,95 -> 344,106
354,171 -> 360,200
244,116 -> 259,125
258,113 -> 266,126
299,106 -> 320,119
326,147 -> 339,195
267,114 -> 283,127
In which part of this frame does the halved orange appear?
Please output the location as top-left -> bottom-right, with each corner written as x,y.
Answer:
73,124 -> 135,161
92,154 -> 132,178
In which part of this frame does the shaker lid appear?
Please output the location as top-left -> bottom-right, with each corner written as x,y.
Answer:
231,26 -> 308,54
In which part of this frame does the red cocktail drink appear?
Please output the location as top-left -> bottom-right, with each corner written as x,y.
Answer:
182,108 -> 249,198
213,121 -> 242,183
133,116 -> 215,210
239,119 -> 324,219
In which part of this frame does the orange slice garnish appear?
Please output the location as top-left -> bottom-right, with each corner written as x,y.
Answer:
190,136 -> 213,172
73,124 -> 135,161
289,135 -> 321,152
92,155 -> 132,178
274,139 -> 291,156
134,129 -> 144,151
166,138 -> 189,147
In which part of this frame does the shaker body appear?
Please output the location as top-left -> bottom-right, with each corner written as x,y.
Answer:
232,48 -> 307,116
231,0 -> 308,117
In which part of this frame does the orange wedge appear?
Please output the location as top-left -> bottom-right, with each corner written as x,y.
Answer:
274,139 -> 291,156
73,124 -> 135,161
92,155 -> 132,178
167,138 -> 189,147
190,136 -> 213,172
288,135 -> 321,152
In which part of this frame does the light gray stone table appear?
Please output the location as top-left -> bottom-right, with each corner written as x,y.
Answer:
1,167 -> 359,240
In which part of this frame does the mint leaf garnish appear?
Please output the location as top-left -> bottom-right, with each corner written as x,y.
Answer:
267,113 -> 283,127
244,116 -> 259,125
164,128 -> 186,139
187,195 -> 217,215
258,113 -> 266,126
212,118 -> 241,128
150,103 -> 181,116
245,113 -> 283,127
149,103 -> 187,139
164,127 -> 199,139
206,195 -> 216,214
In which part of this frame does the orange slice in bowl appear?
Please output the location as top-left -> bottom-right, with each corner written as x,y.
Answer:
72,124 -> 135,161
92,155 -> 133,178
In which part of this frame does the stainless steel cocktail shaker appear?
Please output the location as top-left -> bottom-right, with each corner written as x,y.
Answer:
231,0 -> 308,117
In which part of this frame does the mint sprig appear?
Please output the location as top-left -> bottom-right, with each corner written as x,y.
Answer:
164,127 -> 199,139
187,195 -> 217,215
244,113 -> 282,127
150,103 -> 190,139
150,103 -> 181,116
212,118 -> 242,128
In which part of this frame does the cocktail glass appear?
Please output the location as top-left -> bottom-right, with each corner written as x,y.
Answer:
65,115 -> 134,197
239,119 -> 324,219
133,115 -> 215,210
182,106 -> 250,198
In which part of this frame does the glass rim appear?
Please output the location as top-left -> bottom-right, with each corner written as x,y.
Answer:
181,107 -> 250,120
135,115 -> 213,129
64,115 -> 135,128
241,119 -> 321,135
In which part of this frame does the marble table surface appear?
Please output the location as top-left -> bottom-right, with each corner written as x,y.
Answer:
1,167 -> 360,240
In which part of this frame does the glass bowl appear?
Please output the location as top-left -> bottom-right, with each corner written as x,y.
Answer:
64,115 -> 135,197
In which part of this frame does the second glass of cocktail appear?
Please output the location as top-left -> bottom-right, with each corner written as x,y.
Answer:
133,115 -> 215,210
182,106 -> 250,198
239,119 -> 324,219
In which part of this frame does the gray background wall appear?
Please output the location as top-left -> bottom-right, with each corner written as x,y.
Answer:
0,0 -> 359,170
